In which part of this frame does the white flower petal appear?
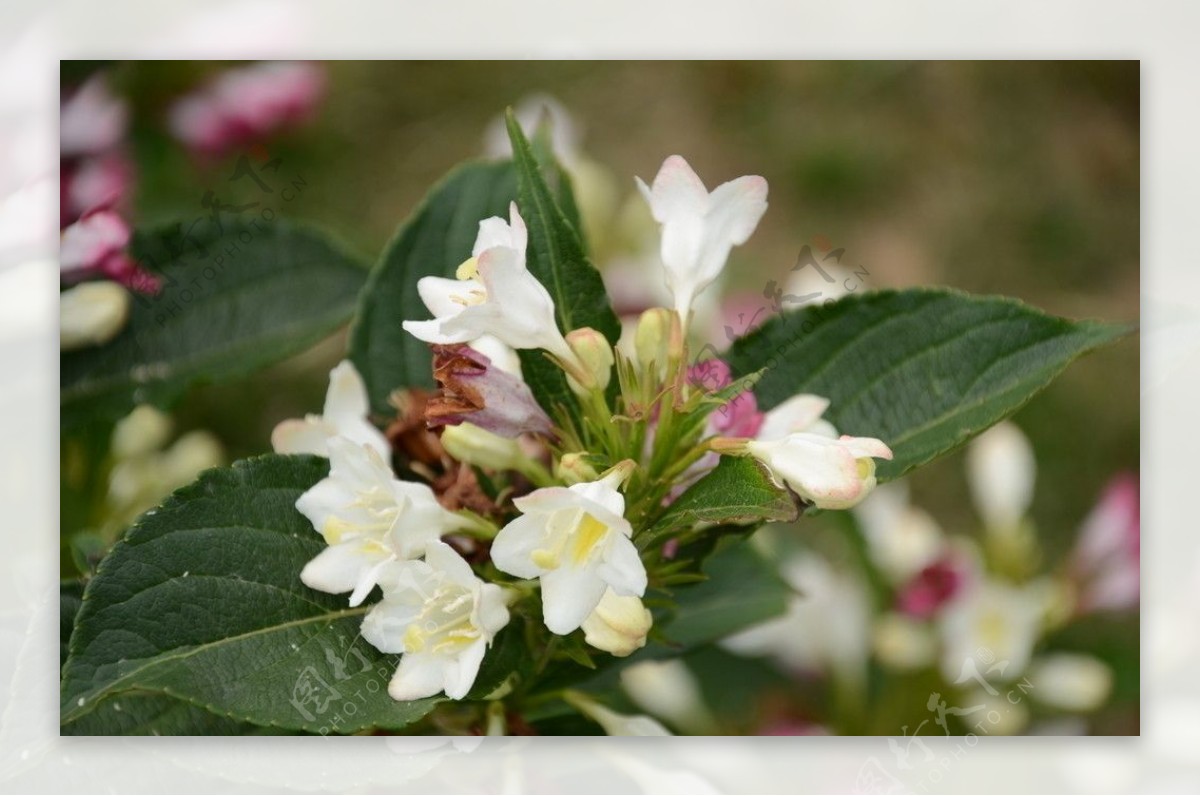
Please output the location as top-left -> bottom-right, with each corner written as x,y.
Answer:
757,394 -> 832,441
388,653 -> 447,701
489,514 -> 551,579
966,421 -> 1035,531
540,565 -> 609,635
300,541 -> 383,599
597,534 -> 648,597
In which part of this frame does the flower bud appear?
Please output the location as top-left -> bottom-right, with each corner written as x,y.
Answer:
440,422 -> 523,471
555,452 -> 600,485
59,281 -> 130,350
562,691 -> 672,736
633,307 -> 673,378
582,589 -> 652,657
564,327 -> 614,395
111,405 -> 173,460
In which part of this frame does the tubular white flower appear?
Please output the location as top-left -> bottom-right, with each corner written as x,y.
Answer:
491,465 -> 645,635
756,393 -> 838,441
746,432 -> 893,511
271,360 -> 390,461
636,155 -> 768,324
938,578 -> 1043,682
966,421 -> 1036,532
295,438 -> 467,606
563,691 -> 673,736
362,542 -> 510,701
403,203 -> 580,371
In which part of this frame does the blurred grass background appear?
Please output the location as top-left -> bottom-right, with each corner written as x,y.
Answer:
66,59 -> 1139,734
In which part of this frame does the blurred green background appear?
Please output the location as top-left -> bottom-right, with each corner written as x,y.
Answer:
67,60 -> 1139,731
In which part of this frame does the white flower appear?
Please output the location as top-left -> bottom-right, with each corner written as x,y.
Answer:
723,551 -> 871,682
491,465 -> 645,635
582,589 -> 652,657
59,281 -> 130,350
939,578 -> 1043,683
403,203 -> 579,371
966,421 -> 1035,532
756,393 -> 838,441
362,542 -> 510,701
620,659 -> 716,734
1028,654 -> 1113,712
745,432 -> 893,511
636,155 -> 768,323
295,438 -> 466,606
563,691 -> 673,736
853,481 -> 946,583
872,613 -> 937,670
271,360 -> 389,461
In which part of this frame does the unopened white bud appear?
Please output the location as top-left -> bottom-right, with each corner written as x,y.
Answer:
60,281 -> 130,350
582,589 -> 652,657
441,422 -> 523,471
564,326 -> 614,395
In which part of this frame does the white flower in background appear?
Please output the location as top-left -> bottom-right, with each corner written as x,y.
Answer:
872,613 -> 937,670
581,588 -> 652,657
756,393 -> 839,441
939,578 -> 1044,683
621,659 -> 717,734
295,438 -> 467,606
1028,653 -> 1113,712
723,551 -> 871,684
484,93 -> 582,165
636,155 -> 768,324
59,281 -> 130,350
853,481 -> 946,583
966,421 -> 1036,532
491,463 -> 645,635
403,204 -> 581,372
362,542 -> 510,701
1069,474 -> 1139,613
60,73 -> 128,157
563,691 -> 673,736
745,431 -> 893,511
271,360 -> 390,461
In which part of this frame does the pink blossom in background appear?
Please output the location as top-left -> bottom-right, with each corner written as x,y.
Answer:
59,210 -> 159,294
61,151 -> 134,225
710,290 -> 772,349
896,554 -> 968,618
168,61 -> 325,158
1070,473 -> 1140,613
60,74 -> 128,158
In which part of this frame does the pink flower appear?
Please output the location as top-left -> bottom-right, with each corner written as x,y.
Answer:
896,555 -> 968,618
60,74 -> 128,158
687,356 -> 765,437
62,152 -> 135,224
60,210 -> 160,294
168,61 -> 325,157
1069,474 -> 1140,613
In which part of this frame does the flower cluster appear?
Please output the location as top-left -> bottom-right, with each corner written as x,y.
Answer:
279,154 -> 894,716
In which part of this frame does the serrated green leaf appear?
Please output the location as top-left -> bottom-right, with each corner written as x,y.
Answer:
639,457 -> 798,550
61,218 -> 369,431
62,692 -> 280,736
348,161 -> 519,414
59,455 -> 512,735
725,288 -> 1132,481
61,579 -> 85,671
506,111 -> 621,415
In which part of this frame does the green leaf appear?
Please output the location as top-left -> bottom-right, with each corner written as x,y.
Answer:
61,218 -> 368,431
506,111 -> 621,414
59,454 -> 512,735
656,539 -> 790,650
348,161 -> 519,414
62,692 -> 279,736
639,457 -> 798,550
725,288 -> 1131,481
61,580 -> 85,671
